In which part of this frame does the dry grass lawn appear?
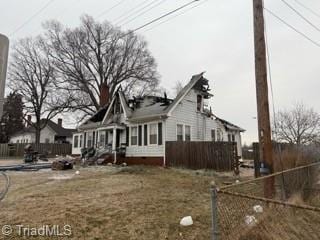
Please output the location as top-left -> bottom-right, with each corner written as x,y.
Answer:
0,166 -> 239,240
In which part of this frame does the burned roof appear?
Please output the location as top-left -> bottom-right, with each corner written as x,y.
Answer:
216,117 -> 245,132
127,95 -> 173,122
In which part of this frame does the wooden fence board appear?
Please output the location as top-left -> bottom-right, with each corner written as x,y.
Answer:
0,143 -> 72,157
165,141 -> 238,171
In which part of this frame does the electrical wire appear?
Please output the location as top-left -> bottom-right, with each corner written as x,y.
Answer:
143,0 -> 209,33
10,0 -> 55,37
97,0 -> 127,19
112,0 -> 150,23
279,0 -> 320,33
119,0 -> 167,27
132,0 -> 200,32
263,2 -> 286,193
293,0 -> 320,20
264,7 -> 320,48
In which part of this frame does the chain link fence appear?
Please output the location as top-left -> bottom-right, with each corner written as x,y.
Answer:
211,162 -> 320,240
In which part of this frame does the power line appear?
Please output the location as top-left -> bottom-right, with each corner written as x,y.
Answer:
293,0 -> 320,20
279,0 -> 320,33
119,0 -> 167,27
97,0 -> 127,19
264,7 -> 320,48
101,0 -> 201,47
10,0 -> 55,37
112,0 -> 150,23
143,0 -> 209,33
132,0 -> 201,32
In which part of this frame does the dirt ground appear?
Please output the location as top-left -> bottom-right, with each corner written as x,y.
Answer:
0,159 -> 24,166
0,166 -> 249,240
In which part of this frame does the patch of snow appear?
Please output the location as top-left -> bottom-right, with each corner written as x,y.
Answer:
253,205 -> 263,213
180,216 -> 193,226
244,215 -> 257,226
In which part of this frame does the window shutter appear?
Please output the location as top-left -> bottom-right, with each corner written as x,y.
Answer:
105,130 -> 109,145
126,127 -> 129,146
138,125 -> 142,146
158,122 -> 163,145
92,132 -> 96,147
144,125 -> 148,145
84,133 -> 87,148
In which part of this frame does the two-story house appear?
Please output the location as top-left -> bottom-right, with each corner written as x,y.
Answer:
72,73 -> 245,165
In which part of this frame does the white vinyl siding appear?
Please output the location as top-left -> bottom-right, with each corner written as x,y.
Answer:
125,121 -> 164,157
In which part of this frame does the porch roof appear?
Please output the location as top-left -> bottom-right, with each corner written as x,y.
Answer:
98,123 -> 126,131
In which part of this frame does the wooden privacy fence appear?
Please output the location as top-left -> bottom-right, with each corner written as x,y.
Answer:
0,143 -> 72,157
165,141 -> 238,171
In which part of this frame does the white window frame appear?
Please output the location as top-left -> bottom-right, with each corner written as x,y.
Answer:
211,129 -> 216,142
99,131 -> 106,147
217,128 -> 223,141
87,132 -> 93,148
130,126 -> 138,146
79,135 -> 83,148
184,125 -> 191,141
148,123 -> 158,146
74,135 -> 79,148
176,124 -> 184,141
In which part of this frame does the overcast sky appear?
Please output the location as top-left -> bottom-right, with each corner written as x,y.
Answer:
1,0 -> 320,144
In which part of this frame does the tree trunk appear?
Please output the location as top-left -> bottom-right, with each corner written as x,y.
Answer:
35,128 -> 41,144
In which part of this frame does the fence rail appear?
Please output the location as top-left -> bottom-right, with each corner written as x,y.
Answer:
211,162 -> 320,240
0,143 -> 72,157
165,141 -> 238,171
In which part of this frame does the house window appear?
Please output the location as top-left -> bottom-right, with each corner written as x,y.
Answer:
149,123 -> 158,145
115,99 -> 122,114
87,132 -> 93,147
232,134 -> 235,142
211,130 -> 216,141
177,124 -> 183,141
217,129 -> 223,141
79,135 -> 83,148
197,95 -> 203,112
185,125 -> 191,141
74,135 -> 79,148
144,125 -> 148,146
45,138 -> 50,143
131,127 -> 138,146
16,140 -> 19,143
99,132 -> 105,147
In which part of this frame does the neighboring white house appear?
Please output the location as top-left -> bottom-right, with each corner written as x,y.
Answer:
72,73 -> 245,164
10,119 -> 76,144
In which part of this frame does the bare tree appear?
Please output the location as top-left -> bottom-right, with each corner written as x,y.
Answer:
273,103 -> 320,145
8,37 -> 69,144
174,80 -> 184,96
43,15 -> 159,117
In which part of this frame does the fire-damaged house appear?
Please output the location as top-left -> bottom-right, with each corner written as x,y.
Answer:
72,73 -> 245,165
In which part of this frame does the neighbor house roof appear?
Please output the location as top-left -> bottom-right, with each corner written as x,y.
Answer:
11,119 -> 76,138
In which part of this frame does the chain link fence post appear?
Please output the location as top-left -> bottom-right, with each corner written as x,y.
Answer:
211,181 -> 219,240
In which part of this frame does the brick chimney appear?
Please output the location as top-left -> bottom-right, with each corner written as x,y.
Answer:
27,115 -> 32,127
58,118 -> 62,127
99,82 -> 110,107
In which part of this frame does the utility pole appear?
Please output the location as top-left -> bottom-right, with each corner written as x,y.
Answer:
252,0 -> 274,198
